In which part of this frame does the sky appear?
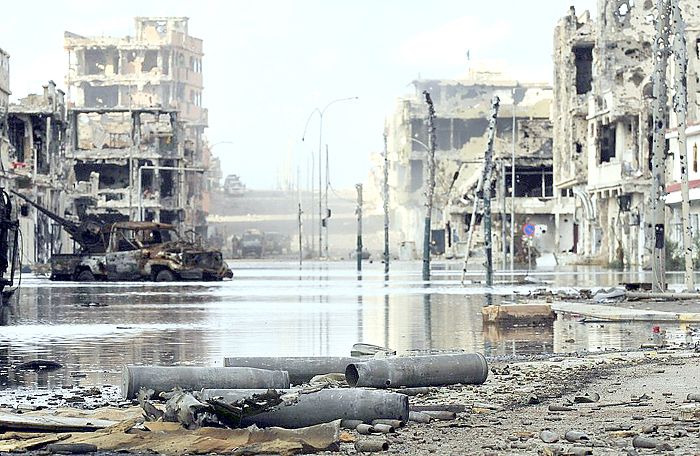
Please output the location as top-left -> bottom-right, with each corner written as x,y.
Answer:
1,0 -> 597,190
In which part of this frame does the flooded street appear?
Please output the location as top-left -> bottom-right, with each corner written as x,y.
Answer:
0,261 -> 696,391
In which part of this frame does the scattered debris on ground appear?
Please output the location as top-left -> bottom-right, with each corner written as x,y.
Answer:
2,346 -> 700,455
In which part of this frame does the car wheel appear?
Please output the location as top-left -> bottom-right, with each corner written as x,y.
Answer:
76,270 -> 95,282
155,269 -> 176,282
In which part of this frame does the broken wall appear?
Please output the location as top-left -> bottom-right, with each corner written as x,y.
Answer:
385,72 -> 569,255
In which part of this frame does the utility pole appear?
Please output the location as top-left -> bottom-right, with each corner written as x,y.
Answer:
482,96 -> 501,288
318,135 -> 323,258
298,202 -> 303,267
324,144 -> 330,259
650,0 -> 671,293
310,152 -> 316,257
500,160 -> 507,267
510,87 -> 520,281
670,0 -> 694,291
356,183 -> 363,273
383,130 -> 390,276
422,91 -> 437,282
460,173 -> 484,285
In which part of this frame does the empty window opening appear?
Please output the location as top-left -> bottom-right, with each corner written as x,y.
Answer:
410,160 -> 423,192
85,49 -> 106,75
694,143 -> 698,173
599,124 -> 617,163
162,51 -> 170,75
160,169 -> 175,197
575,141 -> 583,153
7,117 -> 26,162
506,166 -> 554,198
84,85 -> 119,108
74,163 -> 130,189
618,194 -> 632,212
160,210 -> 179,224
141,166 -> 154,192
573,45 -> 594,94
143,50 -> 159,72
464,213 -> 483,231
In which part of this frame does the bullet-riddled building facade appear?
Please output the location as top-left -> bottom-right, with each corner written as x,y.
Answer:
0,48 -> 10,178
553,2 -> 700,267
386,70 -> 575,260
64,17 -> 210,235
7,82 -> 69,264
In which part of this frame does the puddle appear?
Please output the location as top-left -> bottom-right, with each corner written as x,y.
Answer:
0,261 -> 697,390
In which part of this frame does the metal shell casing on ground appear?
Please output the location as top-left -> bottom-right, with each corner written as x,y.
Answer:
345,353 -> 488,388
201,388 -> 409,428
122,366 -> 290,399
223,356 -> 362,385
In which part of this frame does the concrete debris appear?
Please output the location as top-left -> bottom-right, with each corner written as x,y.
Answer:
1,349 -> 699,454
563,430 -> 589,442
573,392 -> 600,403
540,430 -> 560,443
592,288 -> 626,303
350,343 -> 396,357
482,303 -> 556,326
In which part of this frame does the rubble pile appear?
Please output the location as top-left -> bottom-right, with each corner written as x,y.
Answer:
2,346 -> 699,455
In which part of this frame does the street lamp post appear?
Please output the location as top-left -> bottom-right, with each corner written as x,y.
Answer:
302,97 -> 358,259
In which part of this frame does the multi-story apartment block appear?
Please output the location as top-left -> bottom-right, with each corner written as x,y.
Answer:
64,17 -> 210,236
553,2 -> 700,267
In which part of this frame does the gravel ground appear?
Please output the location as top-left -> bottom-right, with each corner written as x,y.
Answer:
339,348 -> 700,455
5,348 -> 700,455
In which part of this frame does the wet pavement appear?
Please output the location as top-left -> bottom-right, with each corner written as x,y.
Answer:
1,260 -> 698,391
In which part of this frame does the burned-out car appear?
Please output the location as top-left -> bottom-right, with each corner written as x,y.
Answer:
13,192 -> 232,282
51,222 -> 233,281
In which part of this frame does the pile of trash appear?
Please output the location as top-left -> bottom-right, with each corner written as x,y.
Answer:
0,344 -> 489,455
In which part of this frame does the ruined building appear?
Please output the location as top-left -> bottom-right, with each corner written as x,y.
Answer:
385,70 -> 574,260
553,2 -> 700,267
64,17 -> 210,236
0,47 -> 71,266
0,47 -> 10,178
7,82 -> 69,264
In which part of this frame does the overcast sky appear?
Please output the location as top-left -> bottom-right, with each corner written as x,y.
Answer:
1,0 -> 596,190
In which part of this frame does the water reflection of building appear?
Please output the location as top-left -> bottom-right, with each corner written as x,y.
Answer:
553,317 -> 654,353
360,290 -> 485,354
1,282 -> 217,389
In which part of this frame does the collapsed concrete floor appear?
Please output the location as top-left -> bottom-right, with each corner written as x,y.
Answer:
2,348 -> 700,455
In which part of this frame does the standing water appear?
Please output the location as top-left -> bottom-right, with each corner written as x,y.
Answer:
0,261 -> 692,390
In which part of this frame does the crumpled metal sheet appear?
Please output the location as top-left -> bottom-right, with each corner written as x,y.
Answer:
57,418 -> 341,455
